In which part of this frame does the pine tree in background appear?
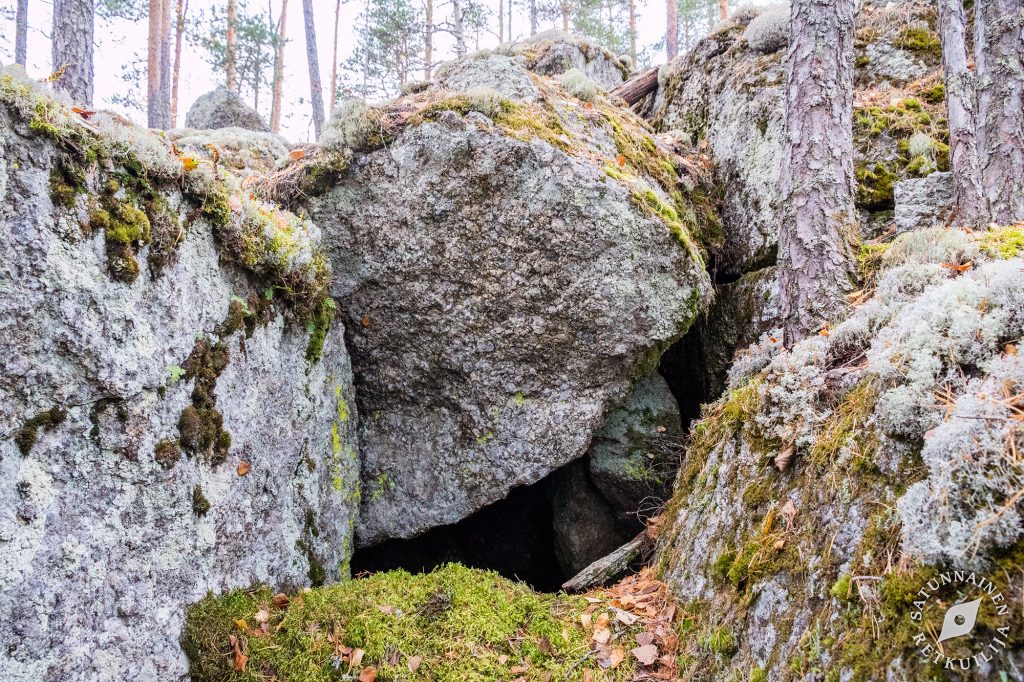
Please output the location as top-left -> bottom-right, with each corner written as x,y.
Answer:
226,0 -> 238,90
345,0 -> 423,99
52,0 -> 95,104
424,0 -> 434,80
778,0 -> 857,346
270,0 -> 288,131
330,0 -> 343,112
665,0 -> 678,59
191,2 -> 280,111
170,0 -> 187,127
14,0 -> 28,66
302,0 -> 326,136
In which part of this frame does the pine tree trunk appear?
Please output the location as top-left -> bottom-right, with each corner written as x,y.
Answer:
15,0 -> 28,66
170,0 -> 186,127
147,0 -> 162,127
330,0 -> 341,111
561,2 -> 569,32
424,0 -> 433,80
530,0 -> 537,35
666,0 -> 678,60
270,0 -> 288,132
499,0 -> 505,42
226,0 -> 238,91
777,0 -> 857,347
629,0 -> 637,67
452,0 -> 467,57
938,0 -> 985,225
974,0 -> 1024,224
718,0 -> 728,21
158,0 -> 172,128
302,0 -> 326,137
52,0 -> 94,105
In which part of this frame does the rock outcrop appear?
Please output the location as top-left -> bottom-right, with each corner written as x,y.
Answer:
266,55 -> 718,546
184,85 -> 269,132
0,71 -> 359,681
167,126 -> 290,177
658,226 -> 1024,679
504,30 -> 631,90
651,1 -> 946,273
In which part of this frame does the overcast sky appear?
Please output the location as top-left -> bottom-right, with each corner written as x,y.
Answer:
0,0 -> 748,142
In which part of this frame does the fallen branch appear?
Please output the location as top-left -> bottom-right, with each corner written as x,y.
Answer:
610,67 -> 659,106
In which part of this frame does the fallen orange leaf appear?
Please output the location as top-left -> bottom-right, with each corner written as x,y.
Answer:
290,149 -> 306,160
359,666 -> 377,682
237,461 -> 250,476
631,643 -> 659,665
407,655 -> 422,672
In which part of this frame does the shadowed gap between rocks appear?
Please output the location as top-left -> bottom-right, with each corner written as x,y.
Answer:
350,432 -> 671,592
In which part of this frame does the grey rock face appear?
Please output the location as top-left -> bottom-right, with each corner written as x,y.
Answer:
653,30 -> 785,274
505,30 -> 630,90
184,85 -> 269,132
588,371 -> 683,525
0,105 -> 358,681
549,461 -> 626,577
307,108 -> 711,546
893,171 -> 953,233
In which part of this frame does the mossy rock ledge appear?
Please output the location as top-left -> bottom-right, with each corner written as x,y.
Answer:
0,68 -> 359,680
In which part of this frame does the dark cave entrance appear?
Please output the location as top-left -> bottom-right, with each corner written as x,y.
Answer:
351,469 -> 568,591
352,332 -> 719,593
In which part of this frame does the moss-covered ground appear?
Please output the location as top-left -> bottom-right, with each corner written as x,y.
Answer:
185,563 -> 684,681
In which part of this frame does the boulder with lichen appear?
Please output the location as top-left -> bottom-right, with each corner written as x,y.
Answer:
502,29 -> 631,90
184,85 -> 269,132
656,225 -> 1024,679
0,68 -> 359,681
262,53 -> 719,546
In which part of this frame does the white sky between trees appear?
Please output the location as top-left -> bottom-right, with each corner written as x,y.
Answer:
0,0 -> 767,142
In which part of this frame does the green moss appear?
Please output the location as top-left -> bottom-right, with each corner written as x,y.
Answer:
854,54 -> 871,68
855,161 -> 899,211
192,484 -> 211,516
184,564 -> 643,681
703,626 -> 737,656
830,573 -> 854,601
894,27 -> 941,56
980,224 -> 1024,259
809,376 -> 880,469
750,667 -> 768,682
15,407 -> 68,456
49,159 -> 86,209
177,338 -> 231,465
856,241 -> 890,286
919,82 -> 945,105
304,297 -> 337,364
154,439 -> 182,469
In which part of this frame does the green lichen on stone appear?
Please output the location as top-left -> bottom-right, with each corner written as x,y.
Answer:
305,296 -> 337,364
15,406 -> 67,456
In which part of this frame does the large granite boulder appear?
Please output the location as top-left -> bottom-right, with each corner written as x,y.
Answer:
0,71 -> 358,681
185,85 -> 269,132
166,126 -> 290,177
283,56 -> 716,546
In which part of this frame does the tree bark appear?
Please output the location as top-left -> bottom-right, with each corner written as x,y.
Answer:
226,0 -> 238,91
561,2 -> 570,32
302,0 -> 326,138
452,0 -> 467,57
170,0 -> 187,127
610,67 -> 658,104
530,0 -> 537,35
148,0 -> 162,126
424,0 -> 433,80
937,0 -> 985,226
15,0 -> 28,66
330,0 -> 341,111
666,0 -> 678,60
52,0 -> 94,105
778,0 -> 857,347
718,0 -> 728,21
271,0 -> 288,132
628,0 -> 636,66
158,0 -> 172,127
974,0 -> 1024,224
499,0 -> 505,42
